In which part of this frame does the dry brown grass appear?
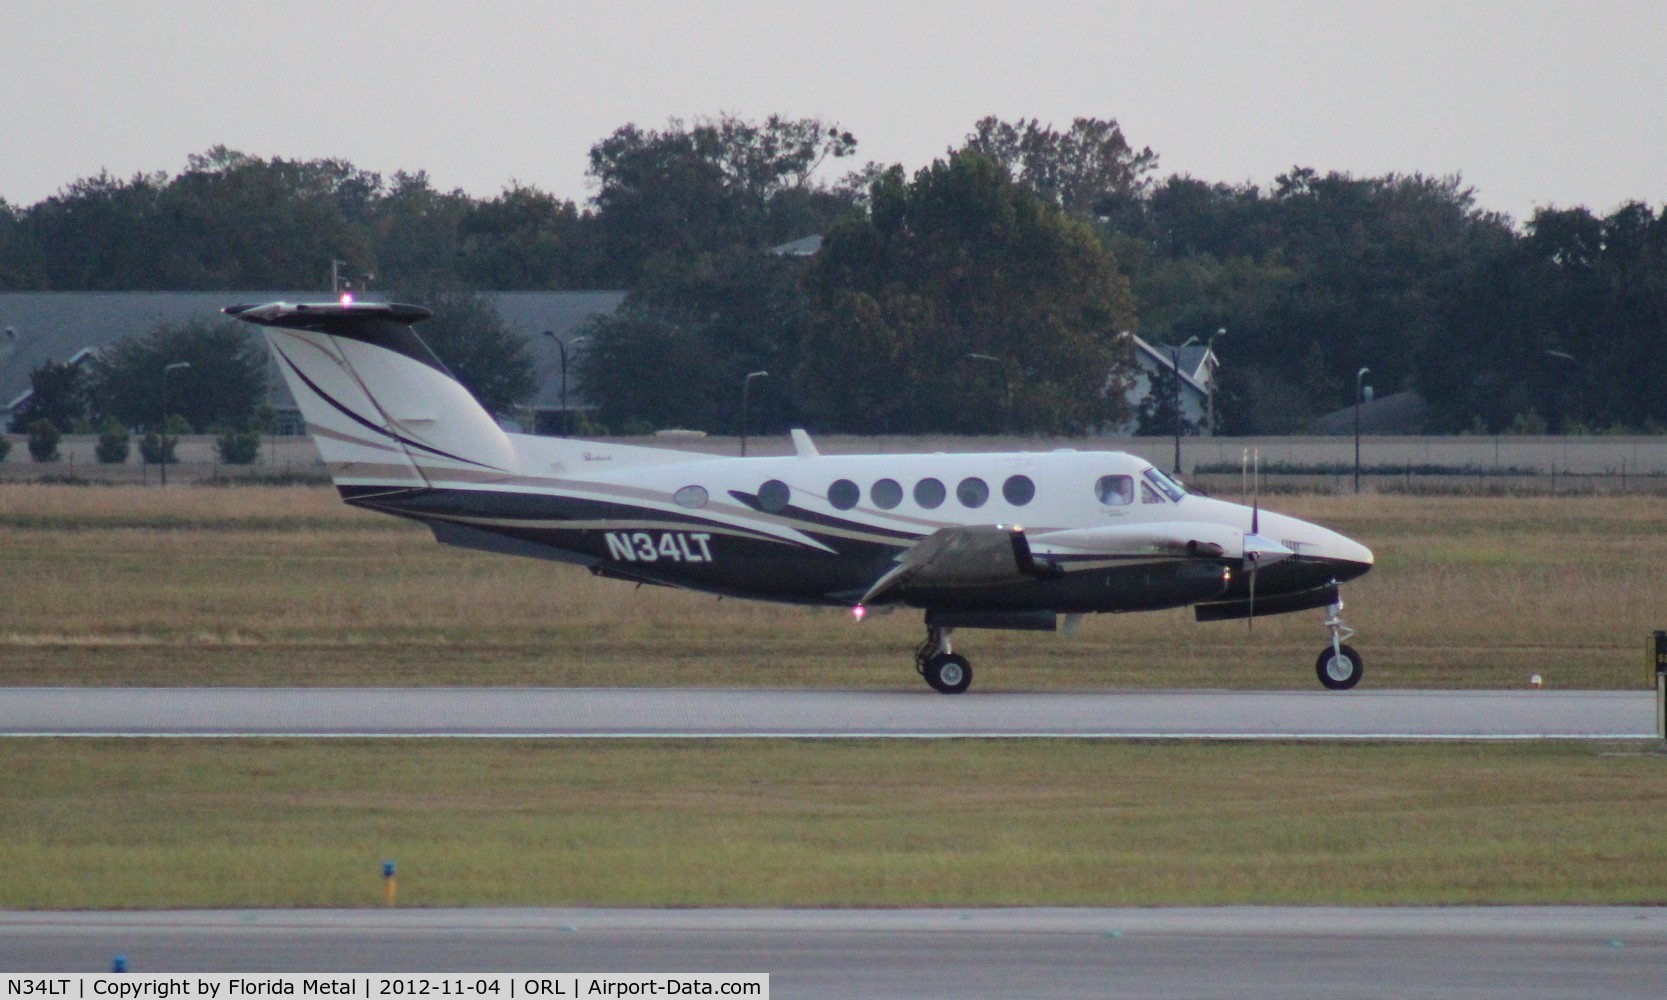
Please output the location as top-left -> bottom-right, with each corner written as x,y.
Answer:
1,486 -> 1663,689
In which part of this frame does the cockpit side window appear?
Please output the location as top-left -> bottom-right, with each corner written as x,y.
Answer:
1142,467 -> 1187,503
1140,481 -> 1162,504
1095,474 -> 1134,506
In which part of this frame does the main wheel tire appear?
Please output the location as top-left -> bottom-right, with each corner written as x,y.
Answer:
923,652 -> 973,694
1316,643 -> 1364,690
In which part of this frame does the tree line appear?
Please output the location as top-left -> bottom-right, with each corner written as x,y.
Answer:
3,114 -> 1663,436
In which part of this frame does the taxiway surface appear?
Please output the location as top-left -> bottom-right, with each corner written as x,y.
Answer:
0,687 -> 1655,739
5,908 -> 1666,998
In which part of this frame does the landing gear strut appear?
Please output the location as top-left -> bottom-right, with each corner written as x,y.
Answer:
916,624 -> 972,694
1315,596 -> 1364,690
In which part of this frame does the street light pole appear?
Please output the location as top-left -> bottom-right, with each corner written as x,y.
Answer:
540,331 -> 590,437
741,371 -> 769,456
1205,327 -> 1226,437
1354,366 -> 1371,493
160,361 -> 190,486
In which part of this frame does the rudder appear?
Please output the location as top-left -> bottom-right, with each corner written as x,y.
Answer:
226,301 -> 518,489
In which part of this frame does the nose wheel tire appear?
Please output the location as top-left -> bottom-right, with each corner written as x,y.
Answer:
923,652 -> 973,694
1316,643 -> 1364,690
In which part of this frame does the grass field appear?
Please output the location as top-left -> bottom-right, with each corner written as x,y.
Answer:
1,484 -> 1662,689
3,739 -> 1665,909
3,484 -> 1666,910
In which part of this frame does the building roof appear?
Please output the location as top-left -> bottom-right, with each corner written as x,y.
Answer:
1130,335 -> 1215,395
768,234 -> 823,257
1308,389 -> 1429,435
0,290 -> 625,416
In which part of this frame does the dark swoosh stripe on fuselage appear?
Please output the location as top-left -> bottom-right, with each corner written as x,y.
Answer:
345,485 -> 1268,612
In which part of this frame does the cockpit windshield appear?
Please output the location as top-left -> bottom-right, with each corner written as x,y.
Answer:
1142,466 -> 1187,503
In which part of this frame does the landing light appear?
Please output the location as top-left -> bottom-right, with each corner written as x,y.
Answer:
340,292 -> 355,306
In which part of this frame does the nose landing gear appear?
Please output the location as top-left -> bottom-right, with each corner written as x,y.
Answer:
917,624 -> 972,694
1316,596 -> 1364,690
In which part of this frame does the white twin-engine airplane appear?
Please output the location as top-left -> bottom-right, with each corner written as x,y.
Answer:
228,299 -> 1375,694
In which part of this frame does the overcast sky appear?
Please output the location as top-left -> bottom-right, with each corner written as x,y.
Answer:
4,1 -> 1663,225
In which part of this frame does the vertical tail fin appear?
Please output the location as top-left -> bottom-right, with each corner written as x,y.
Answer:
226,301 -> 518,489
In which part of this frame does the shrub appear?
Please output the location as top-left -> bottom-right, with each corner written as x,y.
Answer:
27,418 -> 61,462
138,415 -> 187,466
95,416 -> 131,464
138,431 -> 172,465
215,426 -> 261,465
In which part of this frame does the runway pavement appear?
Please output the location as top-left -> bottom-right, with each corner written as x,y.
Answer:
5,907 -> 1666,998
0,687 -> 1657,739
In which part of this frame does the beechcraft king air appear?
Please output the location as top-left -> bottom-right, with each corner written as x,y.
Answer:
228,299 -> 1375,693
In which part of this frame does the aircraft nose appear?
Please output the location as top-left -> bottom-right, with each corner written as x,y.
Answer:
1265,511 -> 1373,578
1321,530 -> 1374,578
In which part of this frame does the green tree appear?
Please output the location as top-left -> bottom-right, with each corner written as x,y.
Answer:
364,170 -> 472,290
586,114 -> 858,285
456,184 -> 589,289
964,116 -> 1158,220
9,358 -> 89,432
797,152 -> 1138,433
572,309 -> 726,432
89,318 -> 268,432
1417,201 -> 1667,433
1105,168 -> 1513,433
0,195 -> 37,288
15,170 -> 167,288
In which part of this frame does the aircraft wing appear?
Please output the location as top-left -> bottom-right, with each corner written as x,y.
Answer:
859,525 -> 1055,606
1030,522 -> 1290,563
857,520 -> 1292,608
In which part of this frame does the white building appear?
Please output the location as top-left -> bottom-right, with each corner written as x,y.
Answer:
1117,334 -> 1221,435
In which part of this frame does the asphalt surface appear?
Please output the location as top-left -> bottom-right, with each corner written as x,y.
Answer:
5,908 -> 1666,998
0,687 -> 1656,738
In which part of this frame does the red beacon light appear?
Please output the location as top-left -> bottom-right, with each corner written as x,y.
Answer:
340,292 -> 354,306
851,604 -> 867,622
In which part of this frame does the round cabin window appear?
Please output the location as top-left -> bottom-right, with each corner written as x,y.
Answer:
913,478 -> 946,509
1003,474 -> 1035,506
828,479 -> 860,510
758,479 -> 791,513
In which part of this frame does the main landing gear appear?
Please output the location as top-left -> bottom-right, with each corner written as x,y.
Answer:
916,625 -> 972,694
1315,596 -> 1364,690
